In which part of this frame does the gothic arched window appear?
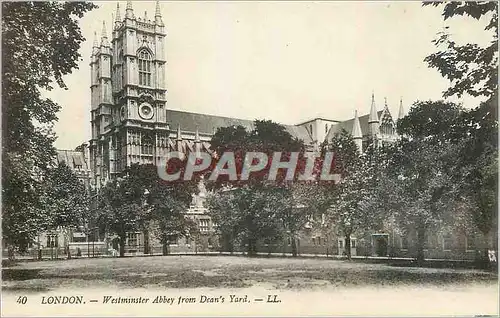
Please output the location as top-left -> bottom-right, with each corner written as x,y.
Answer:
138,50 -> 152,87
141,133 -> 154,155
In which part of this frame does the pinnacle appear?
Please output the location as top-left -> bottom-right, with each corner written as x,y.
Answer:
369,92 -> 379,124
155,1 -> 161,17
101,21 -> 107,38
352,110 -> 362,138
115,2 -> 121,21
92,31 -> 98,47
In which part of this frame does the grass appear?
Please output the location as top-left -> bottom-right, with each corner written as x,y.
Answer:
2,255 -> 497,293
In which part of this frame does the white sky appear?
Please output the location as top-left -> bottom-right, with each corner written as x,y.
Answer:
45,1 -> 495,150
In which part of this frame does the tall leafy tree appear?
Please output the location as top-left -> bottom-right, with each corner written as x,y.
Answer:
207,120 -> 310,256
424,1 -> 498,101
126,163 -> 199,256
43,163 -> 89,258
96,178 -> 144,257
390,101 -> 479,262
206,189 -> 241,254
386,138 -> 455,263
321,129 -> 372,260
452,98 -> 498,264
423,2 -> 498,264
2,2 -> 96,251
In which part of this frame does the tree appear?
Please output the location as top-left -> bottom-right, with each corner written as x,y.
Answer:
399,98 -> 497,265
397,100 -> 464,141
206,189 -> 241,254
452,98 -> 498,265
44,163 -> 89,230
96,178 -> 144,257
43,163 -> 89,258
207,120 -> 309,256
321,129 -> 384,260
122,163 -> 199,256
387,101 -> 463,262
385,137 -> 456,263
281,182 -> 323,257
2,152 -> 53,255
424,1 -> 498,102
2,2 -> 96,251
149,180 -> 198,256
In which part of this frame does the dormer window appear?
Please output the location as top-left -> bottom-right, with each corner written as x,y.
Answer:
73,156 -> 83,170
138,50 -> 152,86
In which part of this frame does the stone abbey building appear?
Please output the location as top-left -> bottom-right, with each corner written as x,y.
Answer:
41,1 -> 491,260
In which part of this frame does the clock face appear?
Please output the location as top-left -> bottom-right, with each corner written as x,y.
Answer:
120,106 -> 127,121
139,102 -> 154,120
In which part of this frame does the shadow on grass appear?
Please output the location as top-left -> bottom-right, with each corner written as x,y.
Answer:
218,266 -> 498,289
2,269 -> 43,281
2,257 -> 497,291
3,267 -> 249,289
2,286 -> 51,293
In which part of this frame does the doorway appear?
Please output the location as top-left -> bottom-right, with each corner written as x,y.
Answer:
372,234 -> 389,257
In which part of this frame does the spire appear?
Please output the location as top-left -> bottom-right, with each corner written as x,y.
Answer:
101,21 -> 107,38
398,97 -> 405,120
91,31 -> 98,57
176,125 -> 182,140
92,31 -> 98,48
115,3 -> 121,21
352,110 -> 362,139
114,2 -> 121,28
194,126 -> 201,157
155,1 -> 163,25
100,21 -> 109,47
155,1 -> 161,17
125,1 -> 134,19
368,92 -> 380,138
368,91 -> 379,124
384,97 -> 388,109
195,126 -> 200,142
352,110 -> 363,152
144,10 -> 148,21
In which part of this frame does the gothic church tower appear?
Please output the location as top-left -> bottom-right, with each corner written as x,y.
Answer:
90,1 -> 168,188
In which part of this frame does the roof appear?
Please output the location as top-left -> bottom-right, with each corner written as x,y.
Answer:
166,109 -> 313,143
56,150 -> 89,171
325,110 -> 384,141
295,117 -> 341,126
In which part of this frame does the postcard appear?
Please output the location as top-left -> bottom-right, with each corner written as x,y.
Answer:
2,1 -> 498,317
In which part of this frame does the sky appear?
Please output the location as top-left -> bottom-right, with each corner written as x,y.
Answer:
45,1 -> 495,150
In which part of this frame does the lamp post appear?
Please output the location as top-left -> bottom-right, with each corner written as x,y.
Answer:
87,192 -> 99,258
87,227 -> 90,258
143,188 -> 150,255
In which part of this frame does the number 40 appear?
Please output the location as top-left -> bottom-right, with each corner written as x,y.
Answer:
16,296 -> 27,304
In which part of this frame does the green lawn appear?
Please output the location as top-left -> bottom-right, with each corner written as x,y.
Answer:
2,255 -> 497,293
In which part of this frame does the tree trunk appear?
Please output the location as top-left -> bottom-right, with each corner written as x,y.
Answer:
7,245 -> 15,261
223,233 -> 234,254
247,238 -> 257,256
162,235 -> 169,256
291,237 -> 298,257
119,234 -> 126,258
247,238 -> 252,256
143,229 -> 150,255
416,225 -> 425,264
345,232 -> 352,260
228,237 -> 234,255
476,231 -> 491,269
